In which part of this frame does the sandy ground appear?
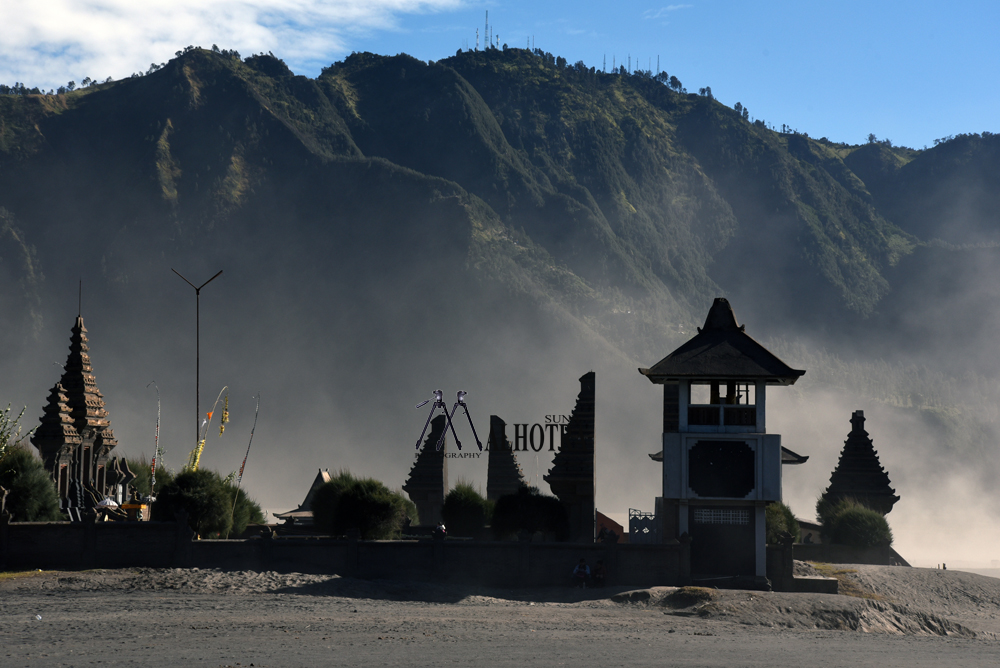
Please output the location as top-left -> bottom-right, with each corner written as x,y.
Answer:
2,563 -> 1000,667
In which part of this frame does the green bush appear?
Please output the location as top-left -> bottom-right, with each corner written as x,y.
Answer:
0,445 -> 64,521
310,469 -> 357,533
815,494 -> 838,528
765,501 -> 800,544
491,486 -> 569,541
153,469 -> 233,537
223,481 -> 265,537
0,404 -> 31,463
311,471 -> 410,539
126,455 -> 175,499
441,481 -> 492,537
395,488 -> 419,527
827,499 -> 893,548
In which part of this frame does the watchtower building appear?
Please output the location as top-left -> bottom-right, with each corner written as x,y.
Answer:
639,299 -> 804,579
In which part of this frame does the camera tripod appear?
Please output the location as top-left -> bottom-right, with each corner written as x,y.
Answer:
414,390 -> 483,451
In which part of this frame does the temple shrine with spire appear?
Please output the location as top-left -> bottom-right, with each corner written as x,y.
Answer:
822,410 -> 899,516
32,315 -> 121,518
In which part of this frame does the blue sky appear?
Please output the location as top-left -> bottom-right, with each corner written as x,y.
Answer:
3,1 -> 997,148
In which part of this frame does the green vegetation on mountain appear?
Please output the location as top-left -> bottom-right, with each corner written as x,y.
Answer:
2,46 -> 997,348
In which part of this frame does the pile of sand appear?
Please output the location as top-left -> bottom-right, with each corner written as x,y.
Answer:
609,563 -> 1000,638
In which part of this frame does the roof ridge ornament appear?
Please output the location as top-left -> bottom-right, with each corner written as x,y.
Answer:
702,297 -> 740,331
638,297 -> 805,385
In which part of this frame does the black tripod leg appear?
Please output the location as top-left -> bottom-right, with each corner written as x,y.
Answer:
436,402 -> 463,451
461,404 -> 483,451
415,404 -> 439,449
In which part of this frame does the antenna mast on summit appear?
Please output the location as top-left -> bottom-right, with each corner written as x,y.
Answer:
485,11 -> 489,49
476,28 -> 479,51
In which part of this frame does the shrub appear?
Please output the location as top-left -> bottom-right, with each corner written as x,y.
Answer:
222,480 -> 265,537
311,471 -> 410,539
0,445 -> 64,521
827,500 -> 893,548
310,469 -> 357,534
491,486 -> 569,541
395,488 -> 419,527
815,494 -> 838,528
441,481 -> 492,537
126,455 -> 175,499
153,469 -> 233,537
0,404 -> 31,463
765,501 -> 800,544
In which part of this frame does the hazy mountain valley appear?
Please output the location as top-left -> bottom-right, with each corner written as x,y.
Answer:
1,47 -> 999,564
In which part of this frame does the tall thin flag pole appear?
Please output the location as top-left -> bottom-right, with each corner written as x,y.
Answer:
146,381 -> 161,498
172,269 -> 222,448
227,393 -> 260,538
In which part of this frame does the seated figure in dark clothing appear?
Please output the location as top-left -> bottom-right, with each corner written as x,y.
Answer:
572,558 -> 590,588
592,560 -> 608,587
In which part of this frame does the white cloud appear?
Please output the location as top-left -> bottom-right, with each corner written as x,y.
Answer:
0,0 -> 461,89
641,4 -> 693,21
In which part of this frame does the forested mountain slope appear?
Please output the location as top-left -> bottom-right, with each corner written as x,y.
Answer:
1,47 -> 999,531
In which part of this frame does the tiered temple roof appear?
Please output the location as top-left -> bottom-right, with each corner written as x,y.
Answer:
61,316 -> 117,441
33,383 -> 82,469
485,415 -> 525,501
823,410 -> 899,515
32,315 -> 119,509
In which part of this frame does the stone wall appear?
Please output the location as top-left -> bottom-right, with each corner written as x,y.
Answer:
792,543 -> 910,567
1,516 -> 690,588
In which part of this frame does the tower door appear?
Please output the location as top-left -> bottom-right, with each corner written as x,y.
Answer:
688,506 -> 756,576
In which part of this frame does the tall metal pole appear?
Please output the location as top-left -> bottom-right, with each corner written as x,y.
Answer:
172,269 -> 223,447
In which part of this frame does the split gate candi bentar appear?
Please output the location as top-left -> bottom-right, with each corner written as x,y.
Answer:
640,298 -> 805,582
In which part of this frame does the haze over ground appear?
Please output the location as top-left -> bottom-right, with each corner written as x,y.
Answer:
1,2 -> 999,570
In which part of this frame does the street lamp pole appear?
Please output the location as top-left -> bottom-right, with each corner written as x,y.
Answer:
172,269 -> 223,447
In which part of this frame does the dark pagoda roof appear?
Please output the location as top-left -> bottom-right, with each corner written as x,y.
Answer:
823,410 -> 899,516
32,315 -> 118,458
639,298 -> 805,385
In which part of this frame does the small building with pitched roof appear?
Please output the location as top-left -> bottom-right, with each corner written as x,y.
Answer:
274,468 -> 334,527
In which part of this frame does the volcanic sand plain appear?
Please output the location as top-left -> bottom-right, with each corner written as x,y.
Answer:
3,563 -> 1000,667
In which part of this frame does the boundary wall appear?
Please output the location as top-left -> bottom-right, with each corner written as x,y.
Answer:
0,516 -> 689,588
1,516 -> 905,588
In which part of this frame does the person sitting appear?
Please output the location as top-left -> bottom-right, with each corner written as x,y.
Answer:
572,558 -> 590,588
592,559 -> 608,587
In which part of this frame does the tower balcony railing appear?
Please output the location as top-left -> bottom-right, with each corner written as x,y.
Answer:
688,404 -> 756,427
